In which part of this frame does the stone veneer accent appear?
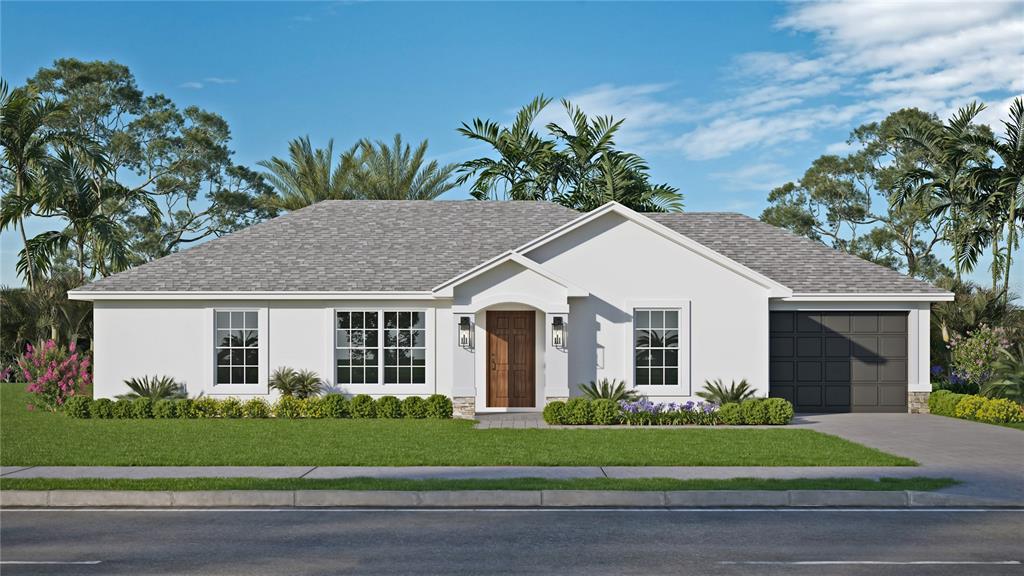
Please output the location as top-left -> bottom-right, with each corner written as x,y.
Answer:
452,396 -> 476,419
908,391 -> 930,414
545,397 -> 569,404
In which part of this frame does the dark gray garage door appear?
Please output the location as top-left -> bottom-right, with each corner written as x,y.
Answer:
769,311 -> 908,413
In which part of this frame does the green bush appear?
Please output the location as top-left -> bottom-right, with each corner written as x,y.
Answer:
112,398 -> 134,419
175,399 -> 196,418
763,398 -> 794,425
241,398 -> 270,418
300,397 -> 328,418
349,394 -> 377,418
274,395 -> 303,418
130,398 -> 153,419
152,399 -> 176,419
543,400 -> 567,425
974,397 -> 1023,424
89,398 -> 114,419
192,397 -> 220,418
928,389 -> 965,416
425,394 -> 453,419
63,396 -> 92,418
376,396 -> 402,418
591,399 -> 618,425
219,398 -> 243,418
716,402 -> 743,425
738,398 -> 770,425
564,397 -> 594,425
320,394 -> 349,418
954,395 -> 987,420
400,396 -> 427,419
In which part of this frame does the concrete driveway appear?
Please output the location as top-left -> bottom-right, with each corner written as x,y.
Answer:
794,413 -> 1024,502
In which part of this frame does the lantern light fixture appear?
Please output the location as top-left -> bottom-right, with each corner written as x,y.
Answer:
552,317 -> 565,348
458,316 -> 472,348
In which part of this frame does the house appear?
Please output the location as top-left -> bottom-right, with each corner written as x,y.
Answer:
69,200 -> 953,416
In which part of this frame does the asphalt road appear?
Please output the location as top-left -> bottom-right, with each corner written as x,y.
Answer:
1,509 -> 1022,575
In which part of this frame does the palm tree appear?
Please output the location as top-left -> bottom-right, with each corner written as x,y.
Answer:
892,102 -> 992,281
0,80 -> 66,290
456,95 -> 558,201
350,134 -> 458,200
965,97 -> 1024,303
257,136 -> 358,211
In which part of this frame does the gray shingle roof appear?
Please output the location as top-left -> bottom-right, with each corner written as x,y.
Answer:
646,212 -> 947,294
77,201 -> 946,295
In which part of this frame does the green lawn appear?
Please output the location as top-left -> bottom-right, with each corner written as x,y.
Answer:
999,422 -> 1024,430
0,477 -> 954,492
0,385 -> 914,467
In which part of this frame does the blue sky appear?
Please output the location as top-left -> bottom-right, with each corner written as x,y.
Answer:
2,1 -> 1022,290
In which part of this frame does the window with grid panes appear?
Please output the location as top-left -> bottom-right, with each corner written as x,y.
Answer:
383,311 -> 426,384
634,309 -> 680,386
215,311 -> 259,385
335,311 -> 379,384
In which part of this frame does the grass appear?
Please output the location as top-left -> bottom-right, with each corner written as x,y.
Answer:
0,384 -> 915,467
999,422 -> 1024,430
0,477 -> 956,492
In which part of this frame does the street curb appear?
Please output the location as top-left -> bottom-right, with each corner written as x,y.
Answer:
2,490 -> 1021,508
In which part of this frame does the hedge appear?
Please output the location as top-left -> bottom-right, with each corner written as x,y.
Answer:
59,394 -> 454,420
541,397 -> 795,426
929,389 -> 1023,424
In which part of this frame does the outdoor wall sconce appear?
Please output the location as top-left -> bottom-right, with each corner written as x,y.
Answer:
552,317 -> 566,348
459,316 -> 472,348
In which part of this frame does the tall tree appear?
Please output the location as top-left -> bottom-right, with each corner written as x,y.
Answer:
257,136 -> 358,211
457,96 -> 682,212
350,134 -> 458,200
762,108 -> 960,281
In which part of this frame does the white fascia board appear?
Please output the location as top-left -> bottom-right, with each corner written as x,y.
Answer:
67,290 -> 444,302
514,201 -> 793,298
432,252 -> 589,298
780,292 -> 955,302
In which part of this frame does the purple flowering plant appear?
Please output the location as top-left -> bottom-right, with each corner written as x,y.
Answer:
618,399 -> 719,425
16,340 -> 92,412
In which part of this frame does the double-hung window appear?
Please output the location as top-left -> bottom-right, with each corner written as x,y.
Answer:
215,310 -> 259,385
634,308 -> 680,386
336,310 -> 428,386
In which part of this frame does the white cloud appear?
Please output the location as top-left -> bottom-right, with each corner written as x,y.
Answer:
709,162 -> 794,192
179,81 -> 204,89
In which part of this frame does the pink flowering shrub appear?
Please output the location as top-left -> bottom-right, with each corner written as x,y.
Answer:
949,325 -> 1010,387
16,340 -> 92,412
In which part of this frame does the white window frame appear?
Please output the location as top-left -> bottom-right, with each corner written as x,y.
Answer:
624,300 -> 691,395
207,306 -> 269,395
327,307 -> 434,395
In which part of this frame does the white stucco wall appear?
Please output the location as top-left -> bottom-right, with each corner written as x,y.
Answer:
525,212 -> 772,401
92,299 -> 454,400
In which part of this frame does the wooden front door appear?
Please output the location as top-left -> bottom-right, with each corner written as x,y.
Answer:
487,311 -> 536,408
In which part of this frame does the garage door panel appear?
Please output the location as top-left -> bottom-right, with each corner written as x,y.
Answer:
880,359 -> 907,382
769,311 -> 908,413
797,337 -> 822,357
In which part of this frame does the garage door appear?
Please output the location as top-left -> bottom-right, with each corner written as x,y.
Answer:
769,311 -> 908,413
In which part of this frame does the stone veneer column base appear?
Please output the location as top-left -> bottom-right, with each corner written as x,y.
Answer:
452,396 -> 476,419
908,391 -> 930,414
544,397 -> 569,404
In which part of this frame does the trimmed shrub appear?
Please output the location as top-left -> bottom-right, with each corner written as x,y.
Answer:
954,395 -> 987,420
974,397 -> 1024,424
763,398 -> 794,425
274,396 -> 303,418
350,394 -> 377,418
89,398 -> 114,419
175,399 -> 196,419
591,399 -> 618,425
219,398 -> 243,418
63,396 -> 92,418
425,394 -> 453,419
376,396 -> 402,418
193,397 -> 220,418
928,389 -> 965,416
564,397 -> 594,425
400,396 -> 427,419
321,394 -> 349,418
241,398 -> 270,418
152,399 -> 176,419
300,397 -> 328,418
543,401 -> 567,425
112,398 -> 134,419
716,402 -> 743,425
738,398 -> 771,425
130,398 -> 153,419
